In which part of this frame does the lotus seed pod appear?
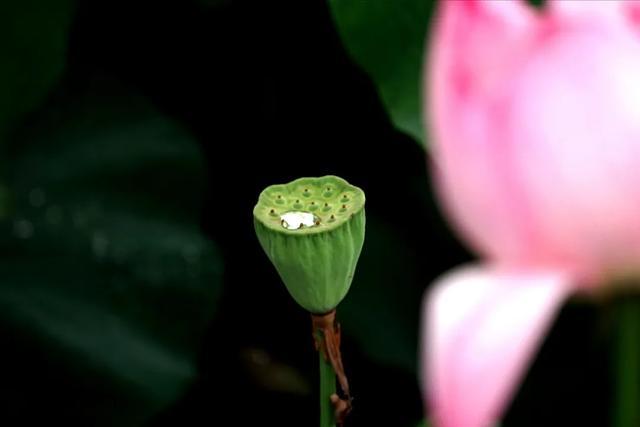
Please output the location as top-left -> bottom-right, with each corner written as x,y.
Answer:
253,176 -> 366,313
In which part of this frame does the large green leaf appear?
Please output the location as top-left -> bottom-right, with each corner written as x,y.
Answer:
0,0 -> 75,142
328,0 -> 435,145
0,76 -> 222,425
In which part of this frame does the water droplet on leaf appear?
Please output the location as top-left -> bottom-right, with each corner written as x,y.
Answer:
13,219 -> 34,239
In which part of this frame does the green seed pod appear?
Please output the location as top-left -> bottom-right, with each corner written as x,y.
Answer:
253,176 -> 366,313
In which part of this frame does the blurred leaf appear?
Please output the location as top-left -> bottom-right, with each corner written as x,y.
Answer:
340,216 -> 423,373
0,76 -> 222,425
328,0 -> 435,145
0,0 -> 75,142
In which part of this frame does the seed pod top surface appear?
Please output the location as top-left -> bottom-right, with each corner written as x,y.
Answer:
253,176 -> 365,235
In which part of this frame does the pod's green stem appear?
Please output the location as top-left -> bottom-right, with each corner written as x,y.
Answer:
312,310 -> 351,426
318,330 -> 337,427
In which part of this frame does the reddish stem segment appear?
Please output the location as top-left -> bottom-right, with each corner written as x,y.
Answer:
312,310 -> 352,425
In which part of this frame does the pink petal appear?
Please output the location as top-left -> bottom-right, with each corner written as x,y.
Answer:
422,265 -> 575,427
426,0 -> 542,264
427,0 -> 640,276
507,13 -> 640,276
548,0 -> 640,38
550,0 -> 626,19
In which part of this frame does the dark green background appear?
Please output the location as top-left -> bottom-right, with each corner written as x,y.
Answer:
0,0 -> 613,426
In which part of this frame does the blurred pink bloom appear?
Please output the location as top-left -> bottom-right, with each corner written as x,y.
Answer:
423,1 -> 640,426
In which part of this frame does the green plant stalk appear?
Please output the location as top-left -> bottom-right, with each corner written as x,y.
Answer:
613,297 -> 640,427
318,330 -> 337,427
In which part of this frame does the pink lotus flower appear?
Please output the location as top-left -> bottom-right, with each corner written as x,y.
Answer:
423,1 -> 640,426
